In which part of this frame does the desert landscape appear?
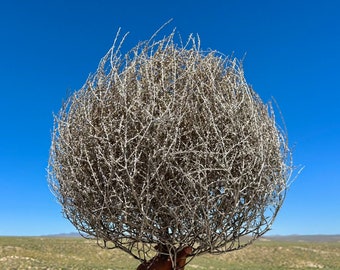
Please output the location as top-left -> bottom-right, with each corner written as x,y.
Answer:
0,235 -> 339,269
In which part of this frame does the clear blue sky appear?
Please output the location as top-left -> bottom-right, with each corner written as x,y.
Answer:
0,0 -> 339,236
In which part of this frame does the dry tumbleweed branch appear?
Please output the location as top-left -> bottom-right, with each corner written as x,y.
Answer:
48,29 -> 293,265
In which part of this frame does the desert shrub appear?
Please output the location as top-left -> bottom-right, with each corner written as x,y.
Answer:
48,28 -> 292,264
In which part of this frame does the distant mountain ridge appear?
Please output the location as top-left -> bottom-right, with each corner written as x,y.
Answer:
42,232 -> 82,238
44,233 -> 340,242
263,234 -> 340,242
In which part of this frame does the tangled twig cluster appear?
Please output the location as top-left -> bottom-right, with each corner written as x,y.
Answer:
48,29 -> 292,263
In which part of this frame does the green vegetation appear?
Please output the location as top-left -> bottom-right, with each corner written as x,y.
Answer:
0,237 -> 339,269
